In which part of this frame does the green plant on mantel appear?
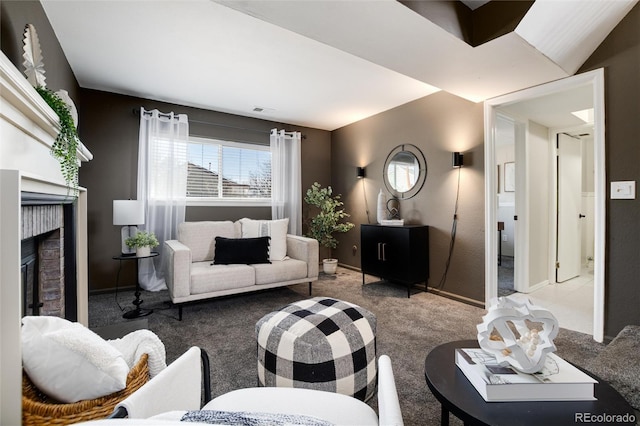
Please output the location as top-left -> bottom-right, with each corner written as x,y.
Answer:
304,182 -> 354,252
35,87 -> 79,196
125,231 -> 159,249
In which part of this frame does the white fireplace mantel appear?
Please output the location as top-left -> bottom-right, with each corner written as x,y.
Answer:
0,50 -> 92,425
0,51 -> 92,182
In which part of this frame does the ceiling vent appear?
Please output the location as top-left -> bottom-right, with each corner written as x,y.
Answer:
252,106 -> 275,113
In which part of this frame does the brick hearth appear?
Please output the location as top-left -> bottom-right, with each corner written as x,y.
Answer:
21,204 -> 65,318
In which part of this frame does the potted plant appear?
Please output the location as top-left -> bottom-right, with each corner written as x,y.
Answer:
35,87 -> 80,196
125,231 -> 159,257
304,182 -> 354,274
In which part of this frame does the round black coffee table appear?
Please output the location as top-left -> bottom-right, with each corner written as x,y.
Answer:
425,340 -> 636,426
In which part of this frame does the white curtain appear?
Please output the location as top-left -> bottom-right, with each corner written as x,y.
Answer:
137,108 -> 189,291
270,129 -> 302,235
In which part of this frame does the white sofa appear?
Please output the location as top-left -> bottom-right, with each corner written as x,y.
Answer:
163,220 -> 319,320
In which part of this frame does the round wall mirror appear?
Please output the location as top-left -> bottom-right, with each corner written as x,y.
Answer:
383,144 -> 427,199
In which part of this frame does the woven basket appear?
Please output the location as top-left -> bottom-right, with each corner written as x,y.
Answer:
22,353 -> 149,426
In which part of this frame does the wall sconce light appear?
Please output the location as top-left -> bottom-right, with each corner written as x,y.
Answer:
357,166 -> 366,178
453,152 -> 464,168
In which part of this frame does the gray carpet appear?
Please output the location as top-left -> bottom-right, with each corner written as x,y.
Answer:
89,267 -> 609,426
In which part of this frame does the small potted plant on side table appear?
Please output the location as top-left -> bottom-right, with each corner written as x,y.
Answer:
304,182 -> 354,274
125,231 -> 159,257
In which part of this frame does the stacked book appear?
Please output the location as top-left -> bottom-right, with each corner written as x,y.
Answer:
455,348 -> 597,402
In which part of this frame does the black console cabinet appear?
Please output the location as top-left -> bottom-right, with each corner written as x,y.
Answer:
360,224 -> 429,297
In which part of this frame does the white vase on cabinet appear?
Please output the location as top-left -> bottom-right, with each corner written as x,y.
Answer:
377,189 -> 386,224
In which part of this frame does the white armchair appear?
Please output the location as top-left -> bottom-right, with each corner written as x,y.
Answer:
110,346 -> 210,419
78,349 -> 403,426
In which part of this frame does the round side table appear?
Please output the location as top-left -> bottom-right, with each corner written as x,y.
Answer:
112,252 -> 158,319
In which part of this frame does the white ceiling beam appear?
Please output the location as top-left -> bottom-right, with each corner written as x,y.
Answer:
516,0 -> 638,74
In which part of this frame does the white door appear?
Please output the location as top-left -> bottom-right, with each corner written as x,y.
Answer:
556,133 -> 582,282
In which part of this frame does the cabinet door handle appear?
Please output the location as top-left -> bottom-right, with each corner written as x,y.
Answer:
377,242 -> 382,261
382,243 -> 387,261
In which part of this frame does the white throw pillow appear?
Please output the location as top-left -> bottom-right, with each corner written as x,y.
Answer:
239,218 -> 289,261
21,316 -> 130,403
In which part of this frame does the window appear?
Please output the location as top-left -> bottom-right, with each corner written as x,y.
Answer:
148,137 -> 188,201
187,136 -> 271,206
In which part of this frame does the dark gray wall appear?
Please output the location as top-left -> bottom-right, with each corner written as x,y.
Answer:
1,1 -> 80,106
331,92 -> 486,303
399,1 -> 534,47
79,89 -> 331,291
578,4 -> 640,337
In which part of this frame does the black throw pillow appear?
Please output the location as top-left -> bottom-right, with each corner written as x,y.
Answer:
213,236 -> 271,265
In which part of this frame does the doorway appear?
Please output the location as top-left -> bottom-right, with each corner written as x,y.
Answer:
484,69 -> 605,342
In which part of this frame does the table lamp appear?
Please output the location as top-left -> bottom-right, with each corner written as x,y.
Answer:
113,200 -> 144,255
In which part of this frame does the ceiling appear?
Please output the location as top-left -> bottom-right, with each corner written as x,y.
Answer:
40,0 -> 636,131
501,84 -> 595,131
495,83 -> 595,147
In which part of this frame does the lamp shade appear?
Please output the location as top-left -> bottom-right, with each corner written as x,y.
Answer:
113,200 -> 144,225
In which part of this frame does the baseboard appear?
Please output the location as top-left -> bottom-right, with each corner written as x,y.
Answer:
337,263 -> 361,273
426,287 -> 485,309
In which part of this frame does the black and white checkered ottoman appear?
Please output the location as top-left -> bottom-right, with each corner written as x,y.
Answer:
256,297 -> 377,401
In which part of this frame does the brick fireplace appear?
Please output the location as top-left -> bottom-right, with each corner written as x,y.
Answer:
21,200 -> 77,320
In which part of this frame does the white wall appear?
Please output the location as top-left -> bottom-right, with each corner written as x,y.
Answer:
527,121 -> 551,287
496,117 -> 515,257
495,117 -> 551,291
496,152 -> 515,256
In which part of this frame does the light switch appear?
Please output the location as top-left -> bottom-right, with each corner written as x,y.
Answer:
610,181 -> 636,199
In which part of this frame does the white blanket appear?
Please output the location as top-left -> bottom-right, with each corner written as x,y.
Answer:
108,329 -> 166,377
